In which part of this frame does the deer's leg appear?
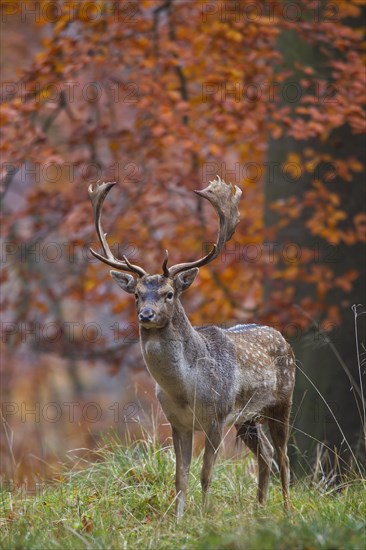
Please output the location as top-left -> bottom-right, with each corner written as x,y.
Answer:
201,421 -> 224,508
172,427 -> 193,520
236,420 -> 273,504
268,407 -> 291,510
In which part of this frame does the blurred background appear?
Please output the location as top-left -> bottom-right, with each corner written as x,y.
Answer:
1,0 -> 365,486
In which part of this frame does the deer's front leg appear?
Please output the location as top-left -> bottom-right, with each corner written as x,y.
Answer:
201,421 -> 224,508
172,427 -> 193,520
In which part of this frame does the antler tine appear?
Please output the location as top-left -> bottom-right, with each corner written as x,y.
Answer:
88,182 -> 147,277
162,249 -> 170,277
122,254 -> 147,276
168,176 -> 242,277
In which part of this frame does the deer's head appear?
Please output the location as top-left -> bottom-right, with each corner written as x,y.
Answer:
88,177 -> 241,329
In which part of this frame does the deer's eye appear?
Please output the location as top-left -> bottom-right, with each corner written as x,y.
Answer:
166,291 -> 174,300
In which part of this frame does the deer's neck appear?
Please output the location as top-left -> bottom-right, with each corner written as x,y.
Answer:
139,302 -> 204,393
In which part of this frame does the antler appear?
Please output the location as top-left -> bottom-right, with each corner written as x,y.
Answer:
89,178 -> 241,279
88,182 -> 147,277
165,176 -> 242,277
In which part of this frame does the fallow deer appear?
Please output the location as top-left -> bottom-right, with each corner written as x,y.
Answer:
88,177 -> 296,518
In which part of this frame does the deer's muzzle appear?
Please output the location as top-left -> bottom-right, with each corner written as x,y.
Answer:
138,308 -> 156,324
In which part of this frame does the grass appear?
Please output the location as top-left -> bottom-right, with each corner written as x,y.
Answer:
0,434 -> 365,550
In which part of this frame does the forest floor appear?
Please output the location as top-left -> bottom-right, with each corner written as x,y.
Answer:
1,435 -> 365,550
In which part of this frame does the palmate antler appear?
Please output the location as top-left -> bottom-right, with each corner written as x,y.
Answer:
166,176 -> 242,277
88,176 -> 242,278
88,182 -> 147,277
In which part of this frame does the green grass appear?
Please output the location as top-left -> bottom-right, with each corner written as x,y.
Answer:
1,435 -> 365,550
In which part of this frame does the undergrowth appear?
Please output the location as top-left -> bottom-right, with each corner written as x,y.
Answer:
1,434 -> 365,550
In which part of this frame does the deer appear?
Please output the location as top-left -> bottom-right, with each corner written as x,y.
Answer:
88,176 -> 296,519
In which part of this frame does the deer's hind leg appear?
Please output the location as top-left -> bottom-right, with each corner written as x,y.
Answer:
236,420 -> 273,504
267,406 -> 292,510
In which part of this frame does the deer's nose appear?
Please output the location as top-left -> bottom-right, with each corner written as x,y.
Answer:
138,308 -> 155,323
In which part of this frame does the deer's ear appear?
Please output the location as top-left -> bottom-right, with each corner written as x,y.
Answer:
110,271 -> 137,294
175,268 -> 199,293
